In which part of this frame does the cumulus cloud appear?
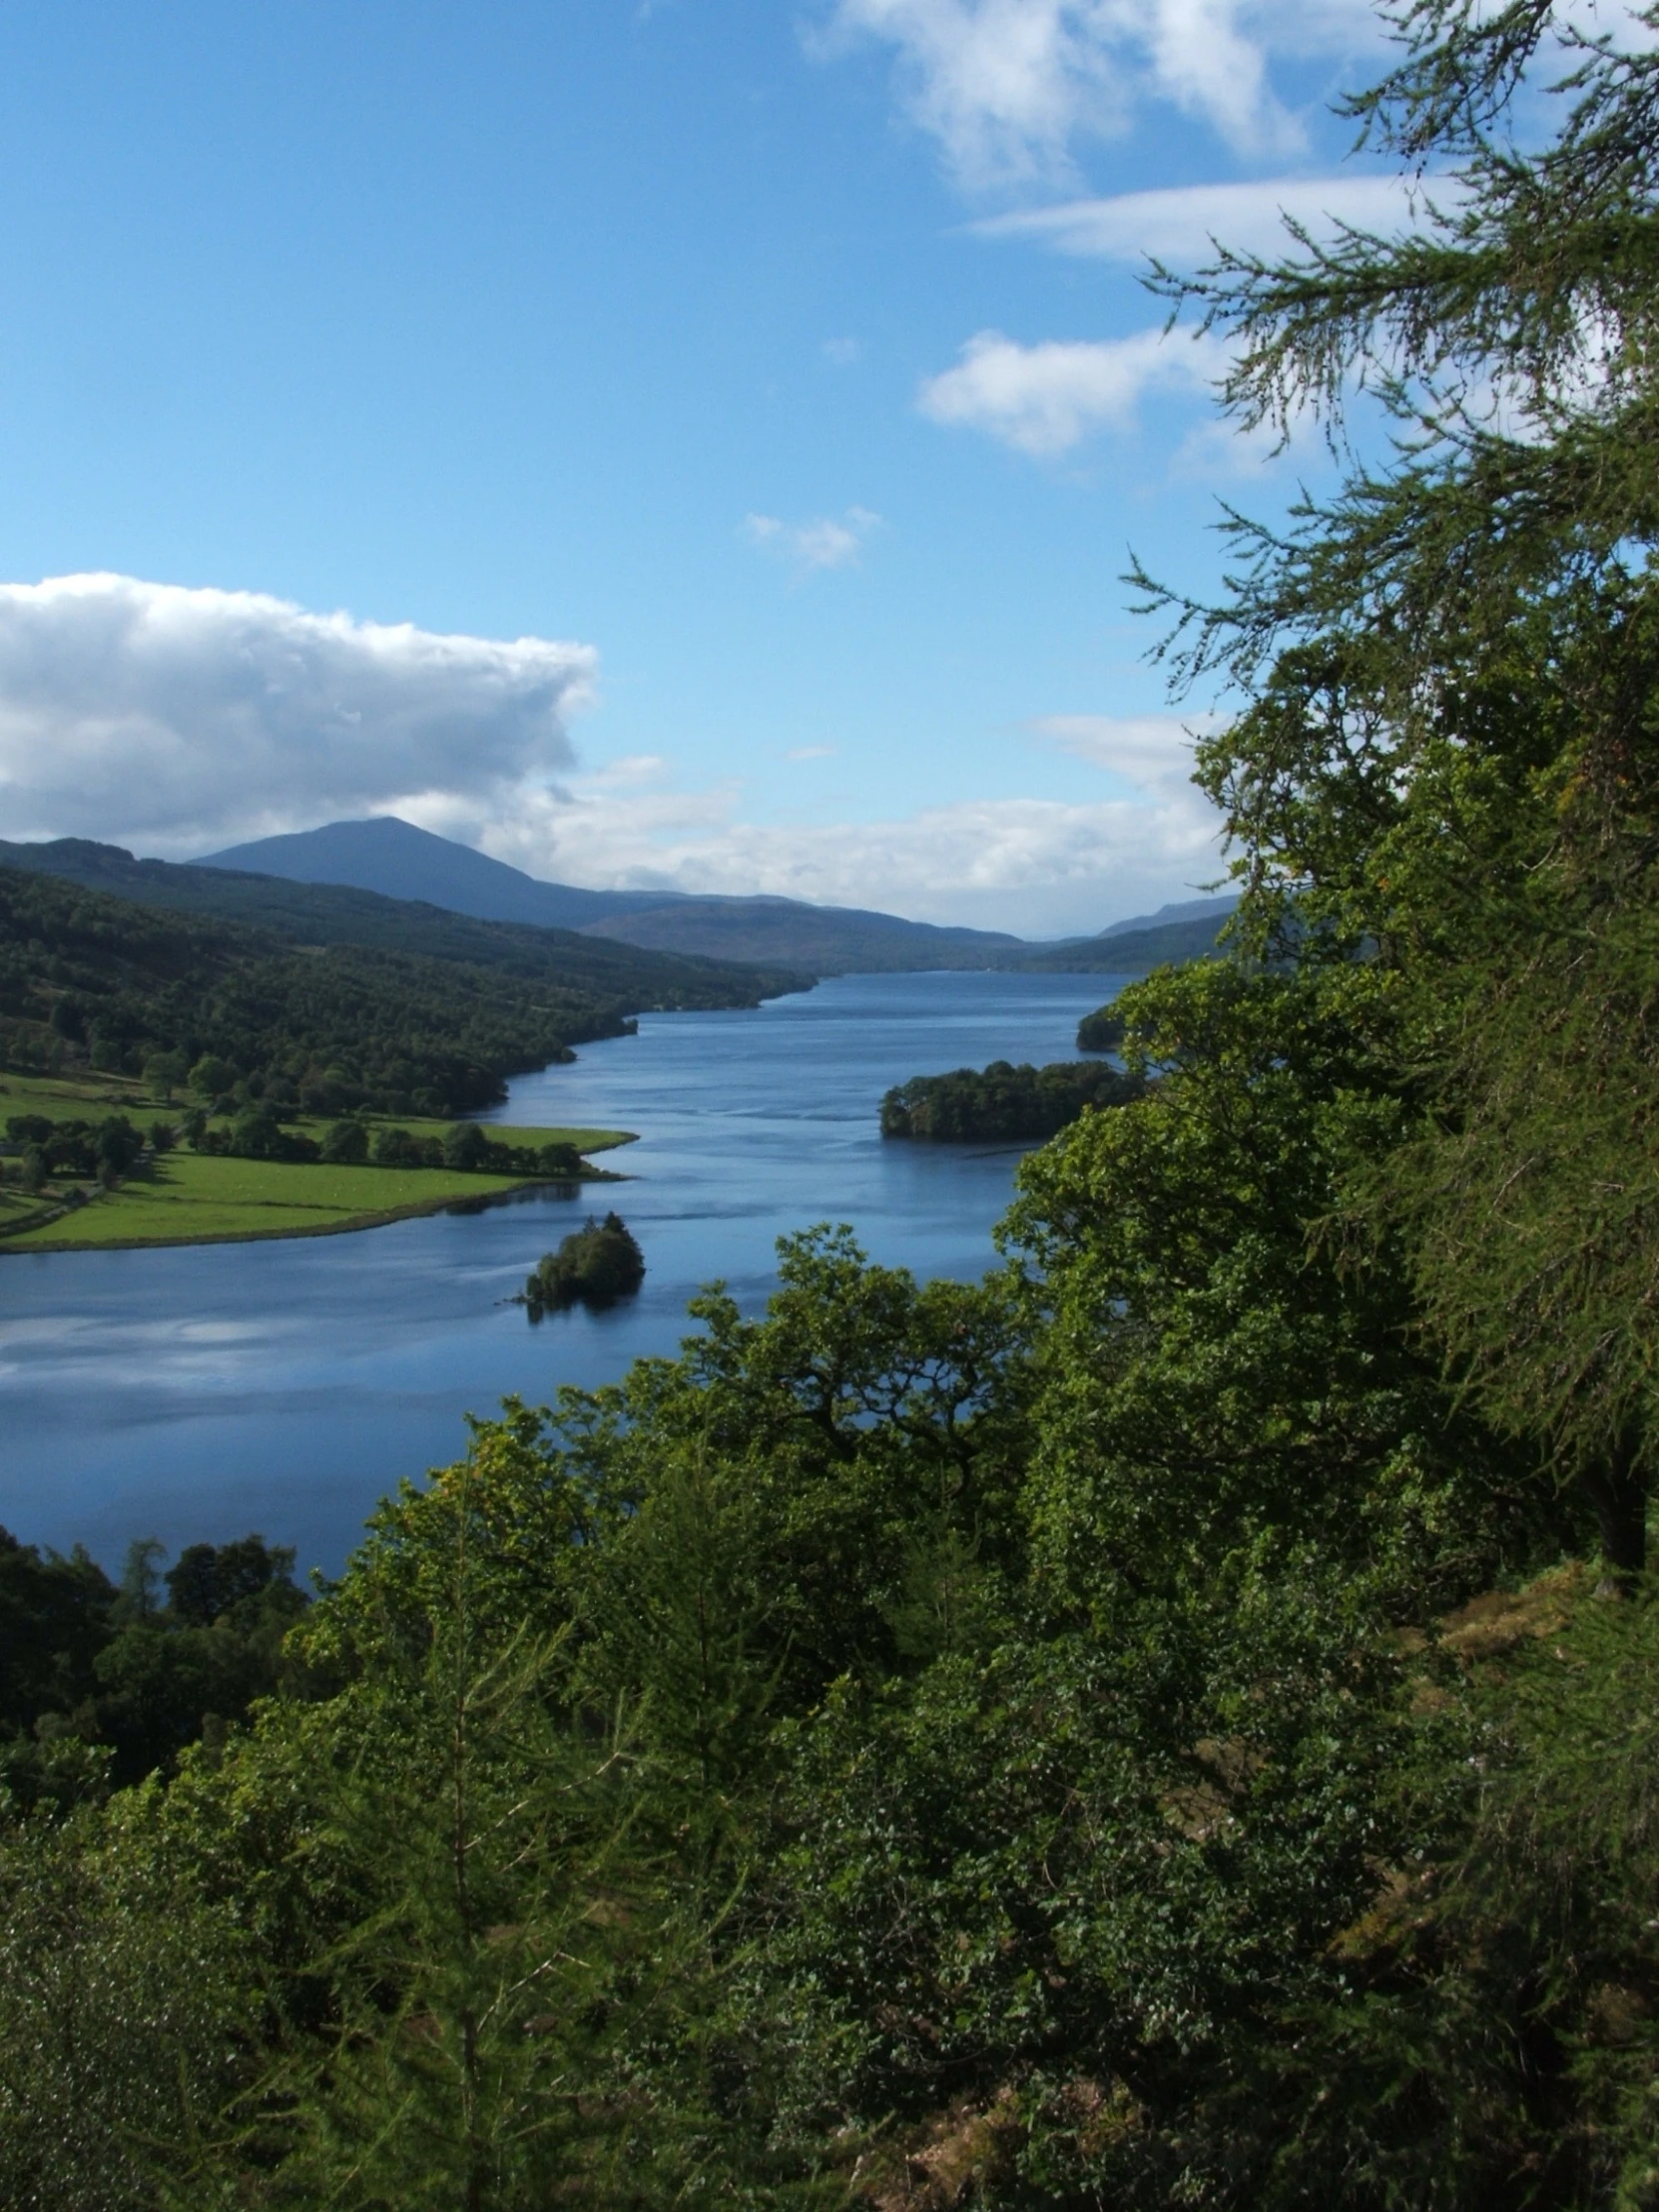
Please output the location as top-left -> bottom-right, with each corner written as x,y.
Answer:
973,171 -> 1453,266
817,0 -> 1379,184
918,324 -> 1225,454
424,714 -> 1226,939
0,573 -> 595,853
744,507 -> 884,571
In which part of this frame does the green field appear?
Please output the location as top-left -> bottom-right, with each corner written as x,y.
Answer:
0,1072 -> 635,1251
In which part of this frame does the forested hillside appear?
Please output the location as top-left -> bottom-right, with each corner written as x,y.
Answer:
5,4 -> 1659,2205
0,864 -> 794,1115
0,836 -> 808,1000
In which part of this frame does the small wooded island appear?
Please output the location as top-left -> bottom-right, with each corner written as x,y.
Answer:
880,1056 -> 1142,1142
522,1212 -> 646,1315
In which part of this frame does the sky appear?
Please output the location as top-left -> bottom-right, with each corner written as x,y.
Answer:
0,0 -> 1421,936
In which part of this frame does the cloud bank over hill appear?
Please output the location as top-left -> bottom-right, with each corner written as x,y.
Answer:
0,574 -> 594,853
0,574 -> 1224,937
409,714 -> 1226,939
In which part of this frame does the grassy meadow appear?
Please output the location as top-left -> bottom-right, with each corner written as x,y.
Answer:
0,1070 -> 634,1252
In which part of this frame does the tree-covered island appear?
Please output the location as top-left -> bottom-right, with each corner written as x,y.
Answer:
9,3 -> 1659,2201
880,1056 -> 1142,1141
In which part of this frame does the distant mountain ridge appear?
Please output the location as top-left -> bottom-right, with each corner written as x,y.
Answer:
0,837 -> 810,1007
1098,893 -> 1239,939
201,818 -> 691,931
202,818 -> 1024,973
3,817 -> 1236,979
198,817 -> 1237,975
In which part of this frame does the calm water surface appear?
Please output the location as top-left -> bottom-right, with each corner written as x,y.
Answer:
0,970 -> 1122,1573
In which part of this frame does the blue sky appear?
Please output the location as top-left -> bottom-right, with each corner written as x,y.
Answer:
0,0 -> 1409,934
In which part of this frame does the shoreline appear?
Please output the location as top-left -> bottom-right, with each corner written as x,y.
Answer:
0,1169 -> 629,1256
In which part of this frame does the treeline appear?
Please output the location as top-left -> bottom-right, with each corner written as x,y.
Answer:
0,864 -> 789,1116
187,1112 -> 583,1179
9,7 -> 1659,2203
880,1056 -> 1140,1140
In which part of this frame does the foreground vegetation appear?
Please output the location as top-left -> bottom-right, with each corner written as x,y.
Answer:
7,4 -> 1659,2201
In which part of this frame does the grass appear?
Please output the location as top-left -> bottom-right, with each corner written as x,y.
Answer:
0,1073 -> 636,1252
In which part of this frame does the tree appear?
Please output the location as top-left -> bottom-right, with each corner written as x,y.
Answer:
187,1053 -> 236,1102
320,1116 -> 369,1164
1138,0 -> 1659,1577
442,1120 -> 491,1170
142,1049 -> 188,1103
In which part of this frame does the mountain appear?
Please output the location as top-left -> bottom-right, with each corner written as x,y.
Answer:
581,895 -> 1022,972
0,861 -> 635,1115
201,817 -> 1023,974
72,816 -> 1230,980
1006,897 -> 1238,975
0,838 -> 809,1009
1099,893 -> 1238,938
201,818 -> 685,930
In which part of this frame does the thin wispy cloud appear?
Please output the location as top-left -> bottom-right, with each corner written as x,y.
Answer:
745,507 -> 884,570
974,172 -> 1450,266
1031,710 -> 1227,789
918,324 -> 1224,454
0,574 -> 594,854
822,335 -> 863,365
815,0 -> 1379,187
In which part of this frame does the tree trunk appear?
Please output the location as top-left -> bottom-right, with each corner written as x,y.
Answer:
1583,1432 -> 1647,1591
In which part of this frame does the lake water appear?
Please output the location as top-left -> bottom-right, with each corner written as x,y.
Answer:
0,969 -> 1123,1576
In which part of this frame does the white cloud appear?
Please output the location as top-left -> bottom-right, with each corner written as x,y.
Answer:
787,744 -> 839,760
823,335 -> 864,365
817,0 -> 1379,185
1032,709 -> 1218,781
0,573 -> 594,853
744,506 -> 884,570
419,713 -> 1226,939
973,171 -> 1453,266
918,324 -> 1224,454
